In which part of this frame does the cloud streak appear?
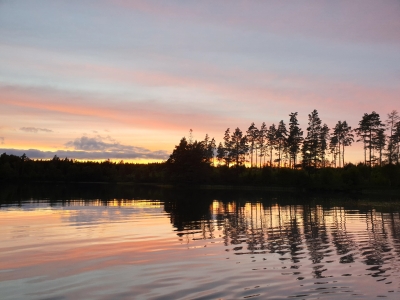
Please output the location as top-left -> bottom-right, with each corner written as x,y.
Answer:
65,135 -> 160,155
20,127 -> 53,133
1,64 -> 399,132
0,134 -> 169,160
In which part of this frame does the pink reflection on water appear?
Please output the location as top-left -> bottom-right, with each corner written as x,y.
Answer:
1,200 -> 400,299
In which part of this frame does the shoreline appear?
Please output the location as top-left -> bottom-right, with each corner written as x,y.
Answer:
2,180 -> 399,195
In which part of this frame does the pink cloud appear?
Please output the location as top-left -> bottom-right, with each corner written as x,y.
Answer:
4,43 -> 397,126
0,85 -> 239,132
2,55 -> 399,132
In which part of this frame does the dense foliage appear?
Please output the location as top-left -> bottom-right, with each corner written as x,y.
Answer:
1,152 -> 400,190
0,153 -> 166,183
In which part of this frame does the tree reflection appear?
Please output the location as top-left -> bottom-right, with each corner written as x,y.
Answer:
165,196 -> 400,284
2,183 -> 400,286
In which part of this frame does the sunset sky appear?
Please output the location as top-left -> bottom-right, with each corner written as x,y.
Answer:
1,0 -> 399,163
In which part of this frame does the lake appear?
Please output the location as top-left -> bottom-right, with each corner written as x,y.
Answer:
1,183 -> 400,299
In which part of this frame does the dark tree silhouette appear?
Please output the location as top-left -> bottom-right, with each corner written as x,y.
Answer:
230,127 -> 248,167
385,110 -> 400,165
375,128 -> 386,167
275,120 -> 288,167
394,121 -> 400,164
331,121 -> 354,167
355,112 -> 385,167
223,128 -> 233,167
257,122 -> 267,168
287,112 -> 303,168
320,123 -> 330,167
216,142 -> 225,166
329,135 -> 339,167
166,136 -> 213,183
204,134 -> 216,166
302,109 -> 323,168
340,122 -> 354,168
246,123 -> 258,167
355,115 -> 369,165
267,124 -> 277,166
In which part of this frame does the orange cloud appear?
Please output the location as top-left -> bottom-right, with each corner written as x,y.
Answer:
0,84 -> 240,133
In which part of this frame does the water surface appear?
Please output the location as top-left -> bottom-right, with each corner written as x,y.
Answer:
1,184 -> 400,299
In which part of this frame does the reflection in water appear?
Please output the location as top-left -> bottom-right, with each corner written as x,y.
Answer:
1,184 -> 400,299
166,199 -> 400,298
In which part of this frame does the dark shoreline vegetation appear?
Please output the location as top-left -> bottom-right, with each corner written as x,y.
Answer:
1,152 -> 400,192
1,183 -> 399,213
1,109 -> 400,191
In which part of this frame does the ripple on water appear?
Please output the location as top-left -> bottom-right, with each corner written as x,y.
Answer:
2,199 -> 400,299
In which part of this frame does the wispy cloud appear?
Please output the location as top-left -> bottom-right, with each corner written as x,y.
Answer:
2,134 -> 166,160
20,127 -> 53,133
65,135 -> 151,153
2,130 -> 170,160
0,85 -> 241,132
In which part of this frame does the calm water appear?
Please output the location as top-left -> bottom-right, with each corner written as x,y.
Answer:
1,184 -> 400,299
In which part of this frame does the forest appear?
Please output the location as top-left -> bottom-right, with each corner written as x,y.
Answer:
1,109 -> 400,190
188,109 -> 400,169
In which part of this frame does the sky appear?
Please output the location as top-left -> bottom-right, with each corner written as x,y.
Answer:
1,0 -> 399,163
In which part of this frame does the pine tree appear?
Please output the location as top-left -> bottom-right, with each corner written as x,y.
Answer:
203,134 -> 211,163
320,124 -> 330,167
332,121 -> 354,167
341,121 -> 354,167
223,128 -> 233,167
257,122 -> 267,168
287,112 -> 303,168
375,128 -> 386,166
246,123 -> 258,167
230,127 -> 248,166
216,142 -> 225,166
302,109 -> 323,168
275,120 -> 288,167
329,135 -> 339,167
385,110 -> 400,164
267,124 -> 277,166
332,121 -> 343,167
355,114 -> 369,165
207,137 -> 216,166
393,121 -> 400,164
355,112 -> 385,166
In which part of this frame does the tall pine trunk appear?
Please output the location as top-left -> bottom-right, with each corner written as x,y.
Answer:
364,141 -> 366,165
255,147 -> 257,168
342,143 -> 345,167
270,147 -> 273,166
369,130 -> 372,167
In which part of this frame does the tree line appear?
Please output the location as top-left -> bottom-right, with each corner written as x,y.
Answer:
1,109 -> 400,189
170,109 -> 400,169
0,153 -> 165,183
